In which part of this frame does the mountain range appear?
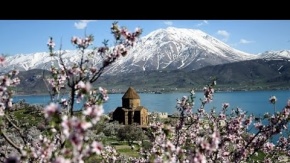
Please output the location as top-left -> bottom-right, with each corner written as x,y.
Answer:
2,26 -> 290,75
2,27 -> 290,94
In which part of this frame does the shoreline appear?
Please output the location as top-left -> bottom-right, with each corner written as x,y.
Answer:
13,87 -> 290,96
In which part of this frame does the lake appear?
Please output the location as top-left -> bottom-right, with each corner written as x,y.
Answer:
13,90 -> 290,144
13,90 -> 290,116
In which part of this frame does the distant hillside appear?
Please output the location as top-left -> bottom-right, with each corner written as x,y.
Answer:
97,59 -> 290,92
13,59 -> 290,95
14,69 -> 50,95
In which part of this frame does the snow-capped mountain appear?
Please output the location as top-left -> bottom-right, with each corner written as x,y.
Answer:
1,49 -> 102,72
257,50 -> 290,60
104,27 -> 258,74
1,27 -> 262,74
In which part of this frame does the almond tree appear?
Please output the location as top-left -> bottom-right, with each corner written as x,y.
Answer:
135,80 -> 290,163
0,21 -> 142,162
45,21 -> 142,117
2,21 -> 290,163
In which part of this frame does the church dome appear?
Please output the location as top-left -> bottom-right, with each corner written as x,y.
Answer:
122,87 -> 140,99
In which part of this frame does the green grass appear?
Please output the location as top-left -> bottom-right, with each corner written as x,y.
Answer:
103,137 -> 141,158
10,108 -> 45,127
114,144 -> 140,158
249,151 -> 266,161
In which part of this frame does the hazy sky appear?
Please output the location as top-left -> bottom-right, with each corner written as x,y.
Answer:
1,20 -> 290,55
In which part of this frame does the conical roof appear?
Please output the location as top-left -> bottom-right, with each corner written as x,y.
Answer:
122,87 -> 140,99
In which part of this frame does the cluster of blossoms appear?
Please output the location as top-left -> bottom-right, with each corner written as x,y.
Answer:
35,84 -> 108,162
111,21 -> 142,47
47,37 -> 56,56
32,22 -> 142,162
202,80 -> 216,105
0,59 -> 23,162
269,95 -> 277,104
0,69 -> 20,116
133,79 -> 290,163
2,21 -> 290,163
101,22 -> 142,67
176,89 -> 195,115
1,22 -> 143,162
71,35 -> 94,49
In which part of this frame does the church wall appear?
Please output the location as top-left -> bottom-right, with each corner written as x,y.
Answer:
112,108 -> 126,125
141,109 -> 148,125
113,87 -> 148,126
134,111 -> 141,124
122,99 -> 140,108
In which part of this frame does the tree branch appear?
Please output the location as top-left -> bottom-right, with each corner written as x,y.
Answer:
5,115 -> 28,145
42,69 -> 54,102
0,131 -> 21,153
89,62 -> 112,83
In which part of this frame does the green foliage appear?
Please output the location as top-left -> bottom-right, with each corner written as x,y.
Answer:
102,121 -> 120,137
141,140 -> 152,151
249,151 -> 266,161
9,106 -> 44,128
117,124 -> 144,146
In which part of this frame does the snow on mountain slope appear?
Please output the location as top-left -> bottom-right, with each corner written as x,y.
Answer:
257,50 -> 290,60
104,27 -> 258,74
1,49 -> 101,72
2,27 -> 260,74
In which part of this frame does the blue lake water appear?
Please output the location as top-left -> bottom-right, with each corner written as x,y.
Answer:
13,90 -> 290,116
13,90 -> 290,143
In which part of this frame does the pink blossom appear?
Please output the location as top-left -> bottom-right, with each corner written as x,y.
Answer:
0,103 -> 4,116
269,96 -> 277,104
44,103 -> 61,118
99,87 -> 109,101
0,55 -> 5,65
287,99 -> 290,108
91,141 -> 103,155
0,76 -> 10,86
60,98 -> 68,106
190,89 -> 195,95
264,158 -> 272,163
10,69 -> 19,76
61,115 -> 70,137
53,156 -> 71,163
76,81 -> 85,89
7,99 -> 12,108
222,103 -> 229,109
135,27 -> 142,34
11,77 -> 20,85
219,113 -> 226,120
90,67 -> 97,74
71,36 -> 79,45
75,81 -> 91,95
254,122 -> 263,130
47,37 -> 56,49
263,142 -> 275,151
80,121 -> 92,130
192,153 -> 207,163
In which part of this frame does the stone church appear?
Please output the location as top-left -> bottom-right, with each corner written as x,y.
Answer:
112,87 -> 148,126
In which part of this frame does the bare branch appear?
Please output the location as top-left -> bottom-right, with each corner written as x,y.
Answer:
0,131 -> 21,153
89,60 -> 114,83
5,115 -> 28,145
42,68 -> 54,102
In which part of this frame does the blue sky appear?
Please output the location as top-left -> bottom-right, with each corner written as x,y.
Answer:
1,20 -> 290,55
